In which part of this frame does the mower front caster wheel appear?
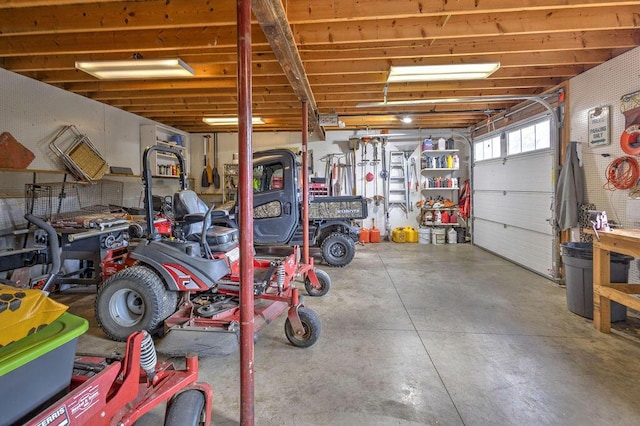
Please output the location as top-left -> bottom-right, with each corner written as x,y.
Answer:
304,268 -> 331,297
284,306 -> 321,348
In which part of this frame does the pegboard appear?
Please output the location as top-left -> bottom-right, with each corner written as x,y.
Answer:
569,46 -> 640,282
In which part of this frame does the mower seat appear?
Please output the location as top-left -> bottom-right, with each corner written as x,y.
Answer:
173,190 -> 239,252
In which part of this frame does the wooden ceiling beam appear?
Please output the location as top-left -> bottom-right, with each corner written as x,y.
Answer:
252,0 -> 320,134
0,45 -> 617,73
0,1 -> 234,35
285,0 -> 640,23
0,25 -> 269,56
292,6 -> 640,45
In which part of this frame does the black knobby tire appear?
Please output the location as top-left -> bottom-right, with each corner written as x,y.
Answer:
304,268 -> 331,297
164,390 -> 206,426
284,306 -> 322,348
320,232 -> 355,267
95,265 -> 177,341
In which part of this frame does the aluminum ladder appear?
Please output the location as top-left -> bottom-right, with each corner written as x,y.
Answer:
387,151 -> 410,215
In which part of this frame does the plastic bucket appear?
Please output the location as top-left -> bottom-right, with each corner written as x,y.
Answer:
418,228 -> 431,244
432,228 -> 446,245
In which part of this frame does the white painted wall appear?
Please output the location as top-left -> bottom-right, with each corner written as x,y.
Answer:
569,46 -> 640,228
568,46 -> 640,282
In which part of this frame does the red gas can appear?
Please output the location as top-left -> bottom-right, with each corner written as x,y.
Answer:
359,228 -> 370,243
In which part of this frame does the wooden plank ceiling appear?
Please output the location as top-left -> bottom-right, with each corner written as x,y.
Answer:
0,0 -> 638,133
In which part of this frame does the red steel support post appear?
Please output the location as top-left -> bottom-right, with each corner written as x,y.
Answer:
237,0 -> 255,424
302,101 -> 310,264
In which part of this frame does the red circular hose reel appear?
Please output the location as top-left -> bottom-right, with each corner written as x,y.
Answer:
620,124 -> 640,155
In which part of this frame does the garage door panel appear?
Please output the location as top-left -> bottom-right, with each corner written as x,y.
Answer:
473,192 -> 553,235
473,219 -> 553,277
474,152 -> 554,192
472,140 -> 555,279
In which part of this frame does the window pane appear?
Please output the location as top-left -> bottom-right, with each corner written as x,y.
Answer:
508,130 -> 521,154
521,125 -> 536,152
535,120 -> 550,149
491,136 -> 501,158
474,141 -> 484,161
484,140 -> 492,159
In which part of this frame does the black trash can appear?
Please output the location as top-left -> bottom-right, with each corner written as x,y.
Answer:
561,242 -> 633,322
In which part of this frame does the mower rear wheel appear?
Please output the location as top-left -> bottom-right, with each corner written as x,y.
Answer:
284,306 -> 321,348
320,232 -> 355,267
304,268 -> 331,297
95,266 -> 177,341
164,390 -> 206,426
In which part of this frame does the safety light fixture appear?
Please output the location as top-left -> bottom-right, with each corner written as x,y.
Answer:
400,116 -> 413,124
203,117 -> 265,126
75,58 -> 195,79
387,63 -> 500,83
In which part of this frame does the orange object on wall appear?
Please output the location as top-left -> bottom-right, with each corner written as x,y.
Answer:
0,132 -> 35,169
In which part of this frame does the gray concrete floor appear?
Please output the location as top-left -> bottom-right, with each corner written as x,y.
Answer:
56,242 -> 640,425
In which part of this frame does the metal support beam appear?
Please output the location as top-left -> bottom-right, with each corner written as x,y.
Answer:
302,101 -> 310,264
237,0 -> 255,424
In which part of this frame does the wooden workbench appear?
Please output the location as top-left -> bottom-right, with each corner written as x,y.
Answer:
593,229 -> 640,332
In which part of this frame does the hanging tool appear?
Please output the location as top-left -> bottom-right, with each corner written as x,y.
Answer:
212,133 -> 221,189
371,138 -> 384,209
407,157 -> 420,212
333,161 -> 342,195
349,137 -> 360,195
380,138 -> 391,240
358,138 -> 371,202
201,136 -> 210,188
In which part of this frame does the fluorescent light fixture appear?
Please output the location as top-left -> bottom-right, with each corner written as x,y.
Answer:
400,116 -> 413,124
387,63 -> 500,83
75,58 -> 194,79
203,117 -> 265,125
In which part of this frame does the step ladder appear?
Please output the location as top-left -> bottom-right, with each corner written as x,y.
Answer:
387,151 -> 410,215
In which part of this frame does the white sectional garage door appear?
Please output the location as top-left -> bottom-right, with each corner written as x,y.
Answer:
473,122 -> 555,279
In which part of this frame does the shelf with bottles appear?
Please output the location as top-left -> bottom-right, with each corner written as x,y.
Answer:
420,153 -> 460,171
420,209 -> 467,228
140,124 -> 190,178
421,175 -> 459,191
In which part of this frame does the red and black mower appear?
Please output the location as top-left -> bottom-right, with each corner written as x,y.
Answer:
25,331 -> 213,426
95,145 -> 329,355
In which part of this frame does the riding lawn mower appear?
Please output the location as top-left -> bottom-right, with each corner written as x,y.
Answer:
95,145 -> 329,355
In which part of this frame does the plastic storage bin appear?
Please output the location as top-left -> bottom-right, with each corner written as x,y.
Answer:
0,312 -> 88,425
561,242 -> 632,321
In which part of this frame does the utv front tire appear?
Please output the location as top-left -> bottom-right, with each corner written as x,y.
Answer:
95,265 -> 177,341
320,232 -> 355,267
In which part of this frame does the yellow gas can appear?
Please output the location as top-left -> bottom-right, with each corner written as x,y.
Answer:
392,227 -> 406,243
405,227 -> 419,243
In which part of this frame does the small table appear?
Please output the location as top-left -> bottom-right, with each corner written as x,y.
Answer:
593,229 -> 640,332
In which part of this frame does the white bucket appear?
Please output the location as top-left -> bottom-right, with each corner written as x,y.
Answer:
432,228 -> 446,245
418,228 -> 431,244
447,228 -> 457,244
